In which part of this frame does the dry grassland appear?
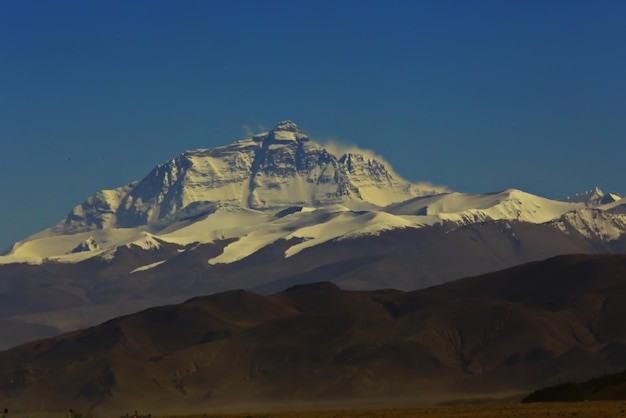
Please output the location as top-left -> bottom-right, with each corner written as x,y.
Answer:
160,401 -> 626,418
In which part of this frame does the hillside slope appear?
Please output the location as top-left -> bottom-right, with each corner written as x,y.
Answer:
524,370 -> 626,402
2,254 -> 626,414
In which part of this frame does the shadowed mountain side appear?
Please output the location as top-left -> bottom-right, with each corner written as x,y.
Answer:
523,370 -> 626,402
3,219 -> 623,349
246,220 -> 623,293
0,320 -> 61,349
2,254 -> 626,414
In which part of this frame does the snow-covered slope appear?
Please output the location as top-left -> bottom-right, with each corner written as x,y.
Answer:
6,227 -> 162,263
387,189 -> 584,225
202,205 -> 420,264
6,188 -> 622,267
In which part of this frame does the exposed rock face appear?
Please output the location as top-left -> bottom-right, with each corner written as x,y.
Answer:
69,236 -> 100,253
62,183 -> 136,232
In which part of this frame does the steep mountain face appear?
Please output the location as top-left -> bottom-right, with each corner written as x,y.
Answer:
524,370 -> 626,402
1,120 -> 626,350
56,121 -> 437,235
2,255 -> 626,414
62,183 -> 137,232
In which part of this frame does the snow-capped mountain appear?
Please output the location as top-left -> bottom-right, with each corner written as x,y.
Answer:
2,120 -> 626,350
3,121 -> 626,265
69,236 -> 100,253
4,121 -> 448,263
58,121 -> 442,235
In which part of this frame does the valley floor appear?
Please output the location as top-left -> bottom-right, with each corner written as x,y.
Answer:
160,401 -> 626,418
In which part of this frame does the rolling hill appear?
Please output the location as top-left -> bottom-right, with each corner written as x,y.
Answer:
2,254 -> 626,414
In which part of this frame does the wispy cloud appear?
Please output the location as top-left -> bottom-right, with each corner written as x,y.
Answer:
321,138 -> 396,170
321,137 -> 448,193
242,125 -> 254,137
242,123 -> 269,138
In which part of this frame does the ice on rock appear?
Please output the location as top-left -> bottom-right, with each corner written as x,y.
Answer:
69,236 -> 100,253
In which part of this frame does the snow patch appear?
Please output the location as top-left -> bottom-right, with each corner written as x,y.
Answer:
127,233 -> 163,250
284,210 -> 418,258
208,207 -> 421,264
131,260 -> 167,273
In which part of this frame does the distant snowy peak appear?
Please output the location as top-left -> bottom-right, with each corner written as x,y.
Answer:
55,121 -> 435,234
562,187 -> 621,206
387,189 -> 583,225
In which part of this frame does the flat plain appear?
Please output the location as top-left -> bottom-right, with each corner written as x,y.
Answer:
160,401 -> 626,418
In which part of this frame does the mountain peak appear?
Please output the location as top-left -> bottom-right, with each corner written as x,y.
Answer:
265,120 -> 308,143
13,120 -> 442,244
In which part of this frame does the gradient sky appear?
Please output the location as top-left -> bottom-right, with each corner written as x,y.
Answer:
2,0 -> 626,251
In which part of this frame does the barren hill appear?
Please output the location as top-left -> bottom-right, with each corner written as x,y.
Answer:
2,254 -> 626,414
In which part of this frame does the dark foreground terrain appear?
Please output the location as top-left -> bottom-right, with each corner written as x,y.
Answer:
525,369 -> 626,403
2,254 -> 626,414
8,402 -> 626,418
4,217 -> 626,350
162,402 -> 626,418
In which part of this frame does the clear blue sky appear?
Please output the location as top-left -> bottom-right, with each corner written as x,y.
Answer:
2,0 -> 626,251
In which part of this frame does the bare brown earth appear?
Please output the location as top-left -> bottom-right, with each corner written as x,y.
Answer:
158,401 -> 626,418
9,402 -> 626,418
524,370 -> 626,403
